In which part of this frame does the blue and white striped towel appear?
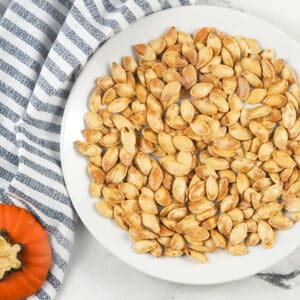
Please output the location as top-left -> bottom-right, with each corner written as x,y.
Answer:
0,0 -> 194,298
1,0 -> 300,299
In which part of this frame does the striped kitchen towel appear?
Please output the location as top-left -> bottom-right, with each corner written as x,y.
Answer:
1,1 -> 300,299
0,0 -> 194,299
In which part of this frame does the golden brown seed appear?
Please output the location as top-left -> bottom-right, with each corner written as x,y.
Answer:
247,105 -> 272,120
96,201 -> 113,218
162,50 -> 187,68
90,181 -> 103,197
158,132 -> 176,155
122,56 -> 137,72
188,250 -> 208,263
149,38 -> 167,54
209,64 -> 234,79
106,163 -> 127,183
85,112 -> 103,130
133,44 -> 156,61
282,101 -> 296,129
142,213 -> 160,233
263,94 -> 287,108
211,230 -> 226,248
273,150 -> 296,168
180,100 -> 195,123
284,197 -> 300,213
120,127 -> 136,154
223,76 -> 237,94
170,233 -> 185,250
135,152 -> 152,175
249,121 -> 269,143
172,177 -> 187,203
223,36 -> 241,59
133,240 -> 157,254
220,194 -> 238,213
161,82 -> 181,109
138,194 -> 158,214
231,158 -> 253,172
258,142 -> 274,161
209,91 -> 229,112
269,214 -> 293,229
237,173 -> 250,195
242,57 -> 261,77
247,233 -> 260,246
218,213 -> 233,236
207,32 -> 222,55
258,220 -> 274,245
107,98 -> 130,113
160,150 -> 193,176
261,59 -> 275,81
229,123 -> 252,140
154,186 -> 171,207
111,62 -> 127,83
246,88 -> 267,104
206,176 -> 218,201
164,248 -> 183,257
228,242 -> 248,255
206,157 -> 230,170
196,46 -> 213,69
193,27 -> 215,43
237,76 -> 250,100
75,141 -> 101,157
190,119 -> 211,136
184,226 -> 210,242
242,71 -> 262,88
168,207 -> 188,221
230,223 -> 248,245
192,98 -> 218,116
190,83 -> 213,99
148,164 -> 163,191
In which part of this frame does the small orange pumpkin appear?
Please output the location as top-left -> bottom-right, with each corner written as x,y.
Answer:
0,204 -> 52,300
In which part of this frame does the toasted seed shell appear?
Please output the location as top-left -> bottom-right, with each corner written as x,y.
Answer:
206,176 -> 218,200
273,150 -> 296,168
206,157 -> 230,170
154,186 -> 171,207
96,201 -> 113,218
229,123 -> 252,140
223,36 -> 241,59
111,62 -> 127,83
249,121 -> 269,143
242,57 -> 261,77
230,223 -> 248,245
269,214 -> 293,229
184,226 -> 210,242
210,64 -> 234,79
133,240 -> 157,254
188,250 -> 208,263
108,98 -> 131,113
218,213 -> 233,236
228,242 -> 248,255
258,220 -> 274,245
196,46 -> 213,69
246,88 -> 267,104
85,112 -> 103,130
142,213 -> 160,233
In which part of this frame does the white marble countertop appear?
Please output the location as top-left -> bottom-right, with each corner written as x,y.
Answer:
57,1 -> 300,299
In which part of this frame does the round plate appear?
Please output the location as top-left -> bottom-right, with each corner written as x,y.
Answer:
61,5 -> 300,285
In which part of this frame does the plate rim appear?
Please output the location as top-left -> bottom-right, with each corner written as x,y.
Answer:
61,4 -> 300,285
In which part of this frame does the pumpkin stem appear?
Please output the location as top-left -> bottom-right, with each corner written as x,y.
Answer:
0,229 -> 22,281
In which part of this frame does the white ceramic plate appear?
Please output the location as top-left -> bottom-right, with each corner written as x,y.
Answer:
61,5 -> 300,285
